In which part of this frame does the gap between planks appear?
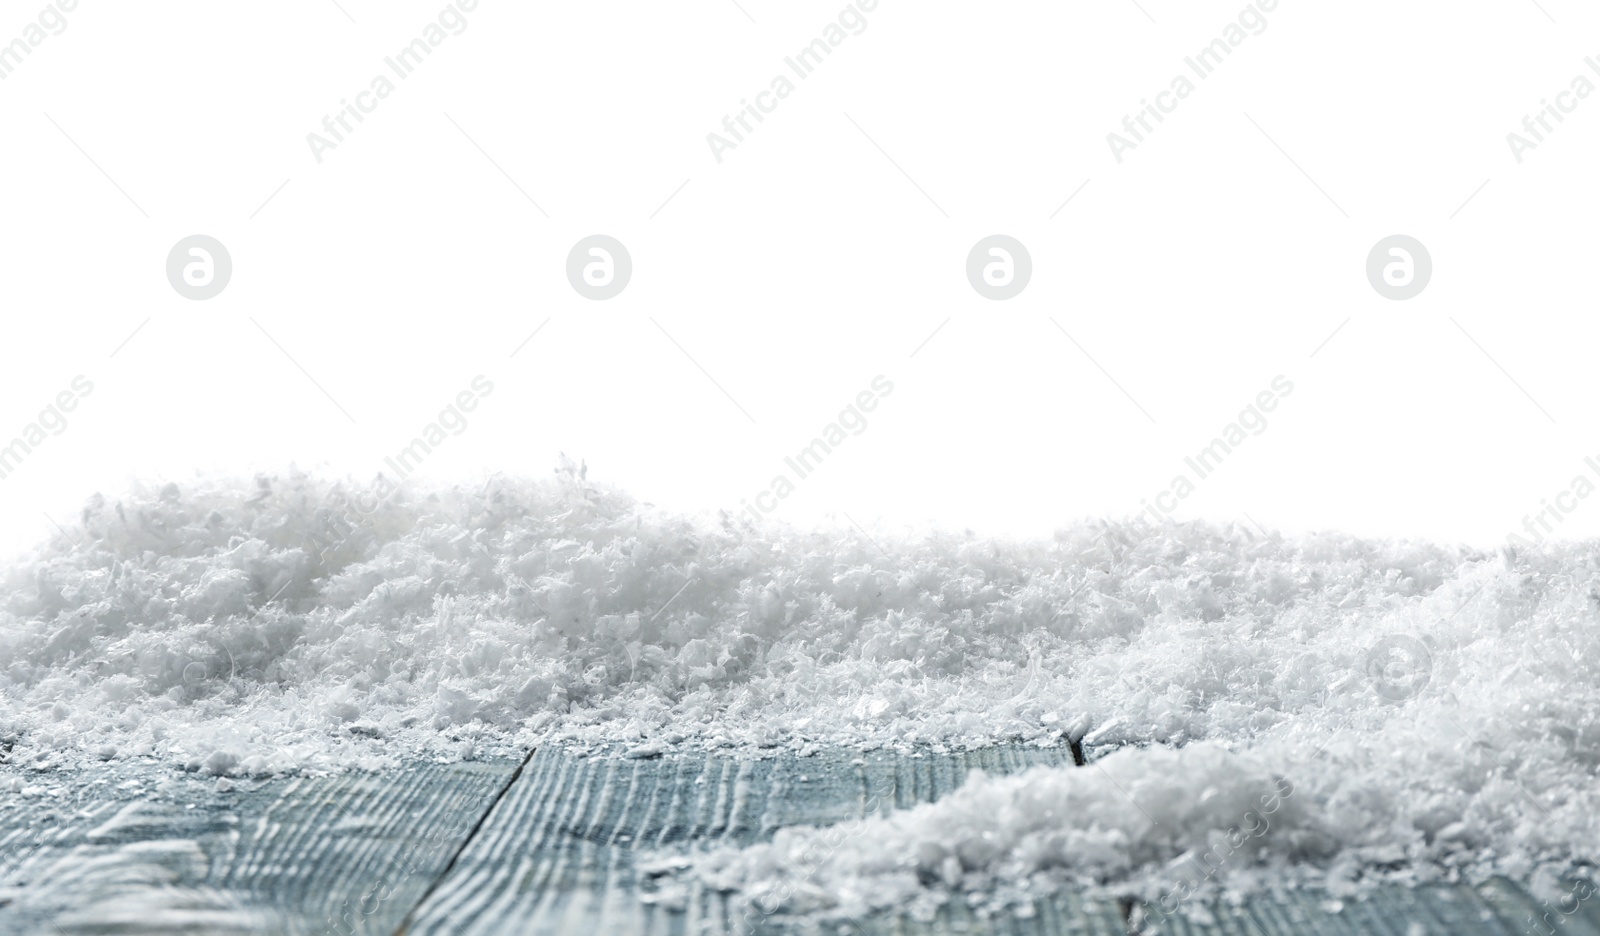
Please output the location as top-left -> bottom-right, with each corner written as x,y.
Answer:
392,744 -> 539,936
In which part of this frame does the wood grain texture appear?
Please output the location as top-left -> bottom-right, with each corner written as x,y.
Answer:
403,743 -> 1600,936
398,743 -> 1130,935
0,759 -> 516,935
6,748 -> 1597,935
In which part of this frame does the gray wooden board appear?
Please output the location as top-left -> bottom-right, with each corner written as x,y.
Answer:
398,743 -> 1124,935
403,744 -> 1600,936
0,758 -> 517,935
4,746 -> 1597,935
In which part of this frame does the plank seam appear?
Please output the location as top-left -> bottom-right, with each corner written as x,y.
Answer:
391,747 -> 539,936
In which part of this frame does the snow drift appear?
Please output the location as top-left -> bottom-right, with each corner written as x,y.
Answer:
2,466 -> 1598,915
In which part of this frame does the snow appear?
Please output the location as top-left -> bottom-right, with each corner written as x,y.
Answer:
3,466 -> 1598,917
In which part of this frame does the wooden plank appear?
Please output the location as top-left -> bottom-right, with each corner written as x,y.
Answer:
403,743 -> 1600,936
6,749 -> 1595,935
398,743 -> 1131,935
0,758 -> 517,935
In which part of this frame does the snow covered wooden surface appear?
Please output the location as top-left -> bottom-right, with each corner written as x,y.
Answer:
0,758 -> 517,934
400,742 -> 1106,934
402,745 -> 1600,936
11,475 -> 1600,913
6,742 -> 1584,935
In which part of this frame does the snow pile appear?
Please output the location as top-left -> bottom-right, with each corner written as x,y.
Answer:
657,744 -> 1308,920
634,516 -> 1600,919
2,463 -> 1474,774
661,712 -> 1600,921
3,466 -> 1599,913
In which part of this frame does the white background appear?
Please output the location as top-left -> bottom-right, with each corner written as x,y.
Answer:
1,0 -> 1597,556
